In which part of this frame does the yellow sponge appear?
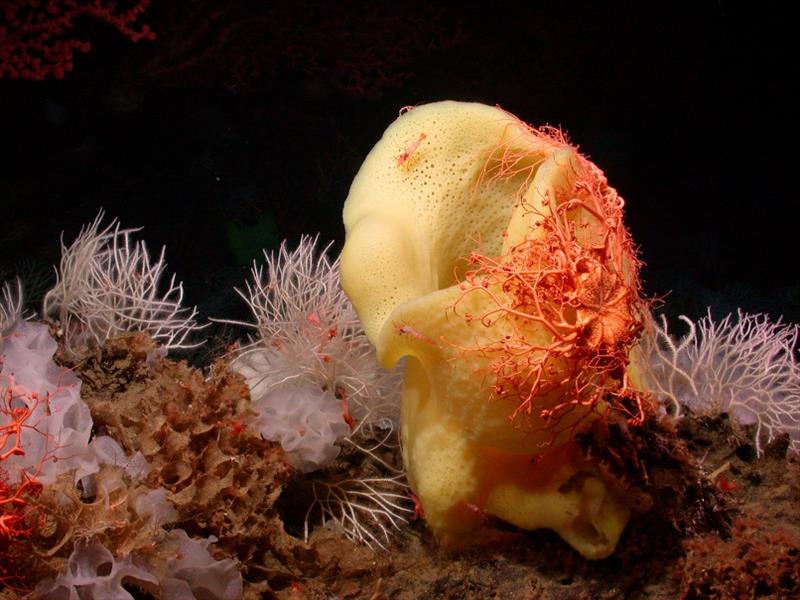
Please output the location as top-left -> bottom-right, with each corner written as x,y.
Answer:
342,101 -> 560,343
341,101 -> 641,558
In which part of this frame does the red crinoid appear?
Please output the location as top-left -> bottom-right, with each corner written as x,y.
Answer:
453,119 -> 651,446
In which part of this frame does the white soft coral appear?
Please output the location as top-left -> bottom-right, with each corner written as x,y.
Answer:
636,309 -> 800,456
220,236 -> 401,469
42,212 -> 205,357
218,237 -> 412,546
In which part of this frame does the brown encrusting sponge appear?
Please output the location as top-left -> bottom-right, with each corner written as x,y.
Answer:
70,333 -> 316,597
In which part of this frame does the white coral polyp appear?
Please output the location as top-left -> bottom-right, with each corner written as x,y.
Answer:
638,309 -> 800,456
42,212 -> 205,357
222,236 -> 402,434
252,384 -> 350,472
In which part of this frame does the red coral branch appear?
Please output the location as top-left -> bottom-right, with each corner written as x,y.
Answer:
130,1 -> 465,98
0,0 -> 155,80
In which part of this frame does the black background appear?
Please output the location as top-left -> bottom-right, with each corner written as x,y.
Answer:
2,1 -> 796,334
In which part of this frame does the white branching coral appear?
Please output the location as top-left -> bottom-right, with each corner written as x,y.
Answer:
0,278 -> 24,331
636,309 -> 800,456
221,235 -> 402,451
305,474 -> 415,549
218,235 -> 409,546
42,212 -> 205,357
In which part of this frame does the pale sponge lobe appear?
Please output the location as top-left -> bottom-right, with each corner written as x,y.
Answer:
251,384 -> 350,473
342,101 -> 558,344
342,101 -> 639,559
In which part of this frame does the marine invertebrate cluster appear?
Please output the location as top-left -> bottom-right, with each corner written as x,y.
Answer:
219,236 -> 410,547
2,90 -> 797,596
0,303 -> 250,596
1,230 -> 253,596
77,334 -> 295,579
0,327 -> 258,596
634,310 -> 800,456
341,100 -> 649,558
42,212 -> 205,358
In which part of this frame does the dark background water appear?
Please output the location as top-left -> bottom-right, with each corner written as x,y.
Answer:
2,1 -> 796,337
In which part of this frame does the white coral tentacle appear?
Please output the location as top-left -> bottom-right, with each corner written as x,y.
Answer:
637,309 -> 800,456
42,211 -> 205,356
